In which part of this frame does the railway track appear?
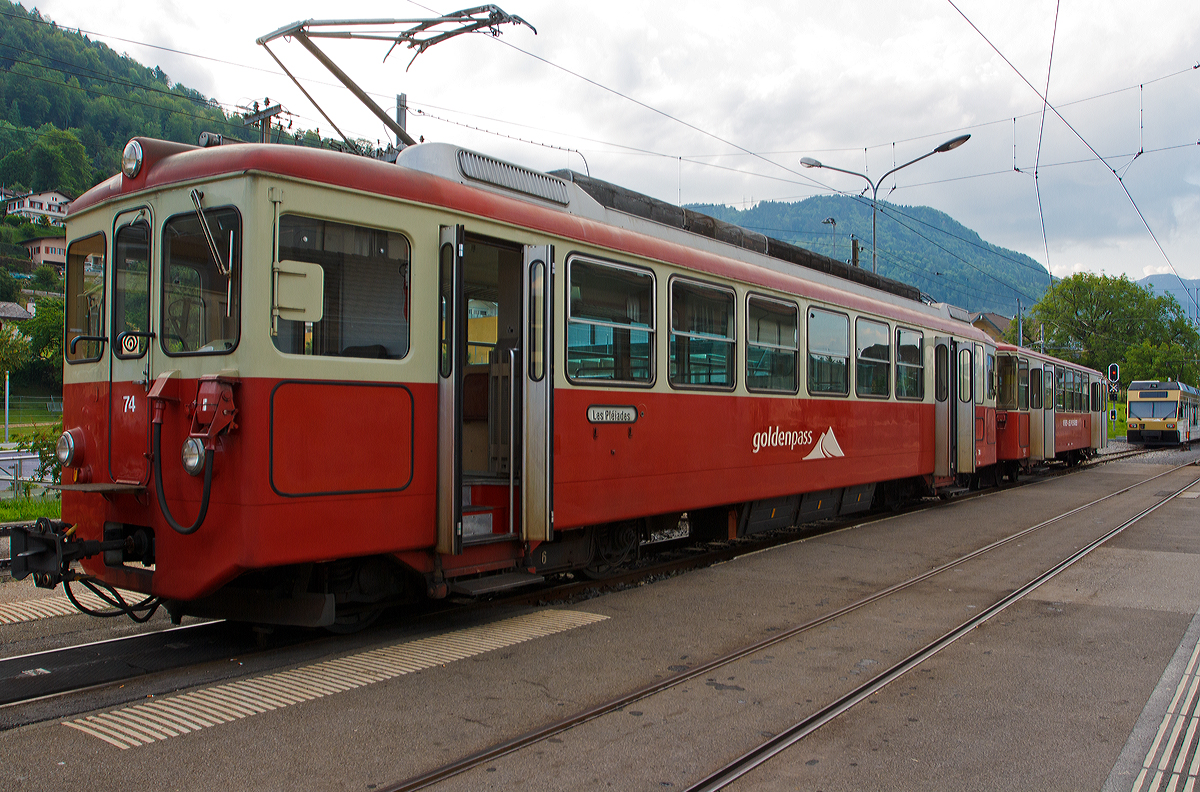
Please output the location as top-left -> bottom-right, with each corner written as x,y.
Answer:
0,444 -> 1178,731
379,457 -> 1200,791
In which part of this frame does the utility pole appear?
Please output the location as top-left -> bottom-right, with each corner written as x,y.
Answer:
1017,299 -> 1023,347
396,93 -> 407,148
244,99 -> 284,143
850,236 -> 859,268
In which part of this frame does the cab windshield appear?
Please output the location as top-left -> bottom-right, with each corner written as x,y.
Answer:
1129,400 -> 1177,420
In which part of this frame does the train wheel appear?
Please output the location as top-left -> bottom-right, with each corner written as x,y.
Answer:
325,604 -> 383,634
583,522 -> 639,579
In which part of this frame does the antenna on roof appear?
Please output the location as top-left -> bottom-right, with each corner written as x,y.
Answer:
257,6 -> 536,152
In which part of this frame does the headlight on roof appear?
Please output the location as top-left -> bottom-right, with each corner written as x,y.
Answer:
122,139 -> 143,178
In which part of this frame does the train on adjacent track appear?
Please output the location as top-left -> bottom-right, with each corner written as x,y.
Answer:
9,134 -> 1107,628
1126,380 -> 1200,445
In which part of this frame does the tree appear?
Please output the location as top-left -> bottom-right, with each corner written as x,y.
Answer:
21,295 -> 63,388
29,127 -> 92,195
0,269 -> 18,302
32,264 -> 60,292
1125,339 -> 1200,387
1014,273 -> 1200,386
0,323 -> 31,376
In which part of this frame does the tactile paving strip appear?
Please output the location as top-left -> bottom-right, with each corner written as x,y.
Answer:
0,590 -> 109,624
1131,637 -> 1200,791
64,608 -> 608,750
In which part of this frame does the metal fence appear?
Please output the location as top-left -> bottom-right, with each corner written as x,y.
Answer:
1,395 -> 62,431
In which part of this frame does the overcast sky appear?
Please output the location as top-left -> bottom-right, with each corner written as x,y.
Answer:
35,0 -> 1200,295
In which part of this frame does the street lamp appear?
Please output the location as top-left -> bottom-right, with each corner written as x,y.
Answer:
801,134 -> 970,274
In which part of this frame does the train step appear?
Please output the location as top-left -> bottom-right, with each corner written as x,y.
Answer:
938,486 -> 971,499
448,571 -> 545,597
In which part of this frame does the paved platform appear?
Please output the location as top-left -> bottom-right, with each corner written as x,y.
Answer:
0,454 -> 1197,791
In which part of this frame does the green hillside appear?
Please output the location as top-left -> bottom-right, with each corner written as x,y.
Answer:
0,1 -> 257,194
690,196 -> 1051,316
0,1 -> 354,197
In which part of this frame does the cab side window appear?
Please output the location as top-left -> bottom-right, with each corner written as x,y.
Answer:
275,215 -> 411,359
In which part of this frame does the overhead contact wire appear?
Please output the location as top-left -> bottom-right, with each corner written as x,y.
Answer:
947,0 -> 1200,315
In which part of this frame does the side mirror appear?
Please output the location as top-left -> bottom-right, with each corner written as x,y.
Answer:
274,260 -> 324,324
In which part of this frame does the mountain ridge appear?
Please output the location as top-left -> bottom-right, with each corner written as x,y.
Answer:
688,196 -> 1050,316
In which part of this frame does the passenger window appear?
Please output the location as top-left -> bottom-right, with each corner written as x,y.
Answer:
973,344 -> 984,403
439,243 -> 453,378
895,328 -> 924,400
855,318 -> 890,398
566,257 -> 654,384
1029,366 -> 1042,410
807,308 -> 849,395
66,233 -> 106,363
1018,359 -> 1029,410
935,343 -> 948,402
746,295 -> 797,393
528,260 -> 545,382
986,353 -> 996,400
959,348 -> 972,403
997,355 -> 1017,409
669,278 -> 734,388
162,208 -> 241,355
275,215 -> 411,360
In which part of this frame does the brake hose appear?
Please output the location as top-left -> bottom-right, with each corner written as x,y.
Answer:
153,422 -> 214,535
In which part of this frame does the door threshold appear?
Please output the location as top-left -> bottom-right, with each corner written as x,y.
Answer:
462,533 -> 519,547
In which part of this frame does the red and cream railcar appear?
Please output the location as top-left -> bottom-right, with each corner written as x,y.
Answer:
995,343 -> 1106,475
20,136 -> 1087,626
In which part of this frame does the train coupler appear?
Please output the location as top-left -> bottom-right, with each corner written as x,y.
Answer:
5,518 -> 129,589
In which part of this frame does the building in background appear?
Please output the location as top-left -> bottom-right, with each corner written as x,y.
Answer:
6,190 -> 72,226
0,301 -> 32,332
971,312 -> 1012,343
22,235 -> 67,270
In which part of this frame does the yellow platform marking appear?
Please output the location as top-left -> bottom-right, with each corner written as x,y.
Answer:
0,590 -> 110,625
64,608 -> 608,750
1131,638 -> 1200,791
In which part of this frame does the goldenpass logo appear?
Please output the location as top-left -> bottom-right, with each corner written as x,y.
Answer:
751,426 -> 845,459
752,426 -> 814,454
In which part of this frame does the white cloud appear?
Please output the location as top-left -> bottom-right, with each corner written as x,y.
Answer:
1050,262 -> 1092,278
32,0 -> 1200,282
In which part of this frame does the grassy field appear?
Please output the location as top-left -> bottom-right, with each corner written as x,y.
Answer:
0,495 -> 60,523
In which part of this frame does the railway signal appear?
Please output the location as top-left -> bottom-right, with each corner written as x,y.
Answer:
1108,363 -> 1119,382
